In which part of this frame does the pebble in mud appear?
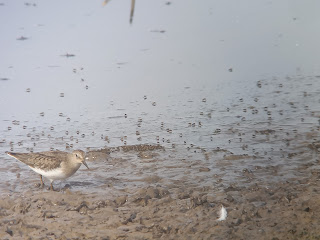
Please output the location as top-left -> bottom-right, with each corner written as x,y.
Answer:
199,167 -> 210,172
190,192 -> 210,208
115,196 -> 127,207
131,187 -> 170,206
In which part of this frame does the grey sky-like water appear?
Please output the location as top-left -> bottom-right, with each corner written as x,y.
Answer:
1,0 -> 320,115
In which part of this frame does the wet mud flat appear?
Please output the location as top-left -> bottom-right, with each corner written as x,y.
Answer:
1,143 -> 320,240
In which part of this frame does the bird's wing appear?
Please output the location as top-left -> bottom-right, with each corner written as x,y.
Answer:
8,152 -> 63,170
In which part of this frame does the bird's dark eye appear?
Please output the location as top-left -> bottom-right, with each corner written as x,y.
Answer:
75,154 -> 78,158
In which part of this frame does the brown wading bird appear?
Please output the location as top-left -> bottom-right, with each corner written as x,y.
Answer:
7,150 -> 89,191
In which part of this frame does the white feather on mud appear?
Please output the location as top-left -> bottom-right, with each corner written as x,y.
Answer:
217,205 -> 227,221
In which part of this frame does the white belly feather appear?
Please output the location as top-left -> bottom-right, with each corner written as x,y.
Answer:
29,166 -> 67,181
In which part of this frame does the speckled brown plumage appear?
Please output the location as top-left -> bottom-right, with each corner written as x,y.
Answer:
8,152 -> 61,170
7,150 -> 89,191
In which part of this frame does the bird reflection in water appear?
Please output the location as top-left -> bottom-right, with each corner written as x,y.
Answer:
103,0 -> 135,24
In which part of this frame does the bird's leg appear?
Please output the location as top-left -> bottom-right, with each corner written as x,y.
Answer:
39,175 -> 44,188
50,181 -> 54,191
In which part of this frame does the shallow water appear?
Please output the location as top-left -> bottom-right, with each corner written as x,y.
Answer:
1,0 -> 320,194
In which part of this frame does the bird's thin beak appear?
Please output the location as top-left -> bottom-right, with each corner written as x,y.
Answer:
82,160 -> 89,169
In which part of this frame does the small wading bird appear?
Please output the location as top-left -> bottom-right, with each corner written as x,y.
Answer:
7,150 -> 89,191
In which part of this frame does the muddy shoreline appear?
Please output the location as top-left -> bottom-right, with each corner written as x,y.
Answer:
1,145 -> 320,239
